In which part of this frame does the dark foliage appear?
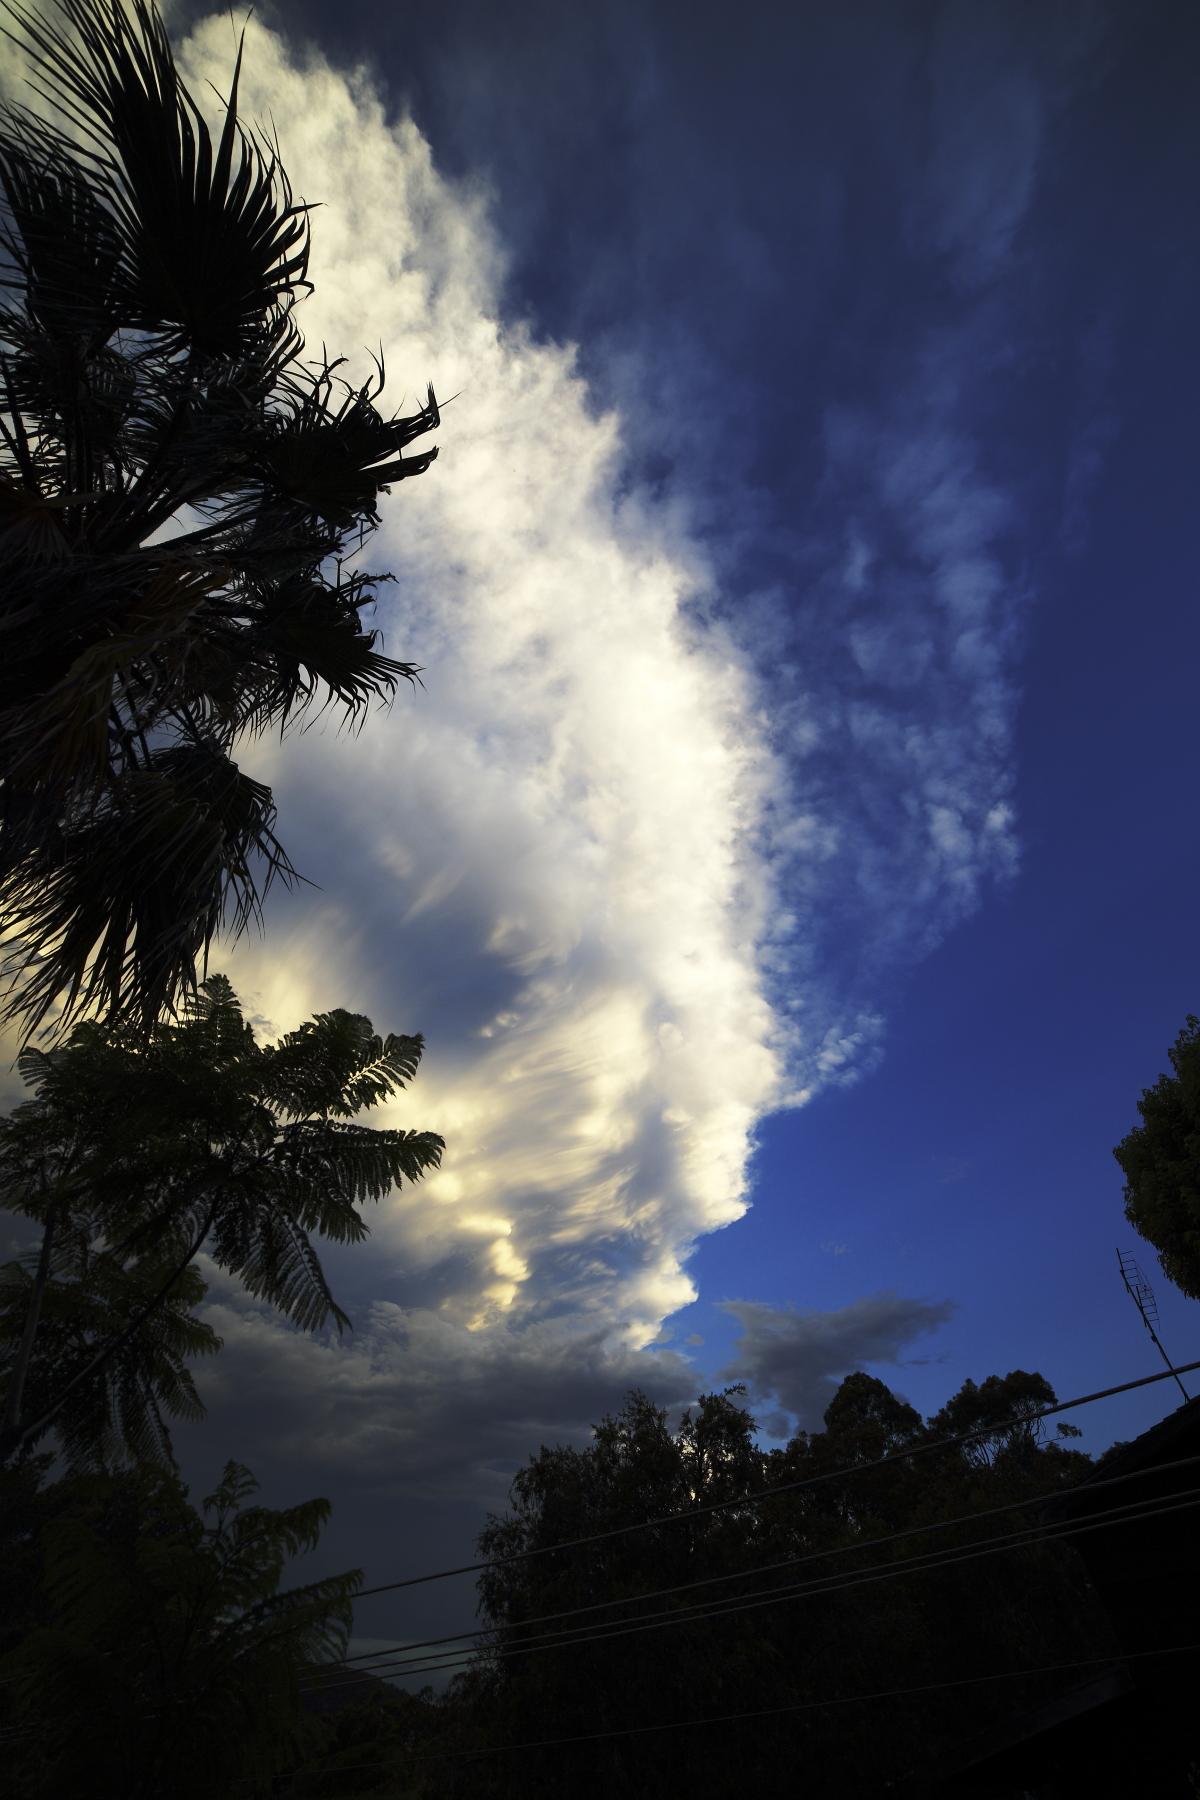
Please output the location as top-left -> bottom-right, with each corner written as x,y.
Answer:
0,1234 -> 219,1469
286,1687 -> 458,1800
1114,1014 -> 1200,1298
0,1458 -> 359,1799
0,0 -> 439,1032
290,1376 -> 1114,1799
0,973 -> 443,1463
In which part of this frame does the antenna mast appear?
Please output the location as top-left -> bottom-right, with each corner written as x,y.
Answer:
1117,1249 -> 1190,1402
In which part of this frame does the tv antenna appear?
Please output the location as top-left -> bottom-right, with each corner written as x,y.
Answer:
1117,1249 -> 1190,1402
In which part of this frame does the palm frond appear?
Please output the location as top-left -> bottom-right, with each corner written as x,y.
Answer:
272,1118 -> 444,1215
2,561 -> 219,799
0,1238 -> 221,1468
3,0 -> 312,356
0,136 -> 122,340
0,4 -> 441,1034
213,1198 -> 349,1334
257,371 -> 439,524
0,742 -> 298,1032
0,972 -> 441,1460
246,592 -> 420,729
3,1462 -> 360,1797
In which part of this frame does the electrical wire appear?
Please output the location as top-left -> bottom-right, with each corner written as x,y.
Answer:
8,1363 -> 1196,1784
351,1354 -> 1200,1602
5,1358 -> 1194,1739
334,1499 -> 1183,1683
316,1478 -> 1200,1690
23,1492 -> 1192,1767
327,1491 -> 1200,1685
278,1638 -> 1200,1783
327,1441 -> 1200,1683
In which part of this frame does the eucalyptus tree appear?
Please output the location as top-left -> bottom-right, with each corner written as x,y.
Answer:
437,1379 -> 1106,1800
0,974 -> 443,1463
1114,1014 -> 1200,1299
0,0 -> 439,1033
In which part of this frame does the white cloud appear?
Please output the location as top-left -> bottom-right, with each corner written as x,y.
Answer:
173,11 -> 787,1448
740,371 -> 1025,1050
0,8 -> 1059,1516
131,10 -> 1032,1505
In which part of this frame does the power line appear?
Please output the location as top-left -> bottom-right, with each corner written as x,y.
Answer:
322,1482 -> 1200,1690
337,1489 -> 1200,1685
29,1494 -> 1193,1766
25,1496 -> 1198,1764
475,1487 -> 1199,1670
331,1446 -> 1200,1680
352,1354 -> 1200,1602
280,1639 -> 1200,1783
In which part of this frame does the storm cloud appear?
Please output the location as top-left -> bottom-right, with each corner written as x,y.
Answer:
719,1293 -> 959,1436
160,2 -> 1090,1518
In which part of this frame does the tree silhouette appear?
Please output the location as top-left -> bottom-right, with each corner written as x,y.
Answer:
416,1378 -> 1108,1800
0,974 -> 443,1463
0,1459 -> 360,1799
0,1238 -> 219,1470
0,0 -> 439,1032
1114,1014 -> 1200,1298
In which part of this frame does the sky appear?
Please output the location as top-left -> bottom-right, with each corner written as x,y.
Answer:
22,0 -> 1200,1654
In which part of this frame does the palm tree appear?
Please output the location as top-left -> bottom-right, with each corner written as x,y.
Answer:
0,0 -> 440,1033
0,974 -> 444,1463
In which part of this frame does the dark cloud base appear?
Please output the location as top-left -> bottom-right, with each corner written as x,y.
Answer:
719,1291 -> 958,1436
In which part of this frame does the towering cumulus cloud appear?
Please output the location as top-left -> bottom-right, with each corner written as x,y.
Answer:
163,11 -> 1031,1495
177,12 -> 785,1489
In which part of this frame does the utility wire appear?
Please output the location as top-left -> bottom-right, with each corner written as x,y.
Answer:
332,1444 -> 1200,1678
25,1495 -> 1191,1765
279,1640 -> 1200,1782
334,1490 -> 1200,1685
352,1354 -> 1200,1602
318,1482 -> 1200,1690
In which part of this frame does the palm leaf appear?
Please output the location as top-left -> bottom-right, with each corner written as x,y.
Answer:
273,1119 -> 444,1208
239,574 -> 421,731
3,0 -> 312,356
0,5 -> 441,1033
0,971 -> 443,1461
258,371 -> 440,523
212,1196 -> 350,1334
0,742 -> 299,1032
1,561 -> 219,799
0,136 -> 122,339
1,1463 -> 360,1797
0,1237 -> 221,1467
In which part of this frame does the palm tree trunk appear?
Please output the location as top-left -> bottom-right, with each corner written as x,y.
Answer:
0,1203 -> 57,1439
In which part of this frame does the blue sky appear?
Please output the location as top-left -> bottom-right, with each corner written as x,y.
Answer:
142,0 -> 1200,1645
